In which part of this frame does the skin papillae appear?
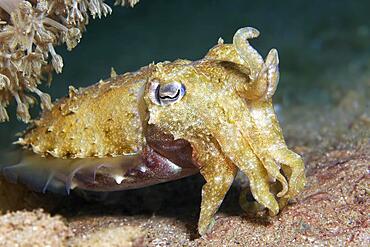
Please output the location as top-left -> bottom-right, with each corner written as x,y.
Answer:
11,27 -> 306,235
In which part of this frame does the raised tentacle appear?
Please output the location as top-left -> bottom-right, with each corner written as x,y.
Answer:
233,27 -> 280,100
264,48 -> 280,99
233,27 -> 264,80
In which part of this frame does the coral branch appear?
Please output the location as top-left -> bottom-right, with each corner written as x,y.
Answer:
0,0 -> 139,123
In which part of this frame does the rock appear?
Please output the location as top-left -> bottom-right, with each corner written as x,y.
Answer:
0,209 -> 72,247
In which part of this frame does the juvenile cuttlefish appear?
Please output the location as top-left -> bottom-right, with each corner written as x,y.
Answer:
1,27 -> 306,235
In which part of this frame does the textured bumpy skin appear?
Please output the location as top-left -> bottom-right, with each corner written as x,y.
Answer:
3,27 -> 306,236
18,68 -> 151,158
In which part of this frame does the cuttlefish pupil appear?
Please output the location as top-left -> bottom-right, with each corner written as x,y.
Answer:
150,81 -> 186,106
0,27 -> 306,236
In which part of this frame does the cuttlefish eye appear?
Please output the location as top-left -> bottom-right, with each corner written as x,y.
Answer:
149,81 -> 186,106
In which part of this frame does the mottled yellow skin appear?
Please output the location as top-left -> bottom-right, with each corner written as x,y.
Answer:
19,68 -> 152,158
18,27 -> 306,235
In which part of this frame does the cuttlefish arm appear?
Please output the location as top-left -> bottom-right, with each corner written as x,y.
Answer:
191,137 -> 237,235
206,27 -> 305,208
247,100 -> 305,206
232,27 -> 304,204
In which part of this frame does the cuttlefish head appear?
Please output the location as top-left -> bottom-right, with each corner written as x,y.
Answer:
143,27 -> 280,148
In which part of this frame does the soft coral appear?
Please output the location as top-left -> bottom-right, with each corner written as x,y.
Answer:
0,0 -> 139,123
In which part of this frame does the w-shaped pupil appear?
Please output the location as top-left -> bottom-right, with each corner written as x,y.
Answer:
159,89 -> 180,100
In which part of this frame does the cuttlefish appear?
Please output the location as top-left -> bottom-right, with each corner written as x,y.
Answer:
1,27 -> 306,235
